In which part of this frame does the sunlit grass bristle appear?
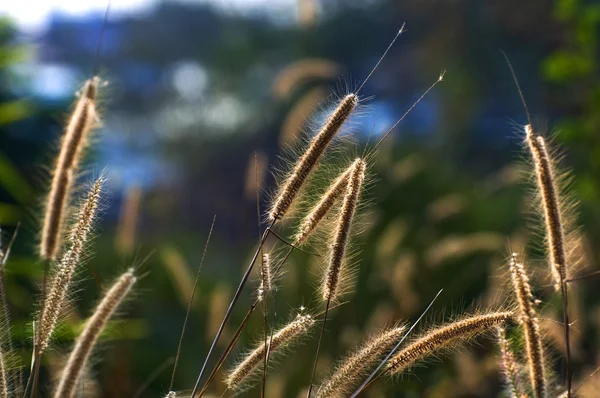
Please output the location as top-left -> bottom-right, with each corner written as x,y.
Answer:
164,391 -> 176,398
258,252 -> 272,302
225,313 -> 314,390
0,348 -> 7,398
40,77 -> 101,261
508,253 -> 547,398
316,325 -> 405,398
38,176 -> 104,355
54,269 -> 136,398
322,158 -> 366,302
294,158 -> 355,246
269,93 -> 358,222
524,125 -> 568,290
386,311 -> 513,375
497,326 -> 525,398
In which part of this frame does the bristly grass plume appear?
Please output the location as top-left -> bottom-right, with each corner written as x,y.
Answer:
54,269 -> 136,398
316,325 -> 405,398
225,313 -> 314,390
508,253 -> 547,398
40,77 -> 100,261
387,312 -> 513,375
38,176 -> 105,355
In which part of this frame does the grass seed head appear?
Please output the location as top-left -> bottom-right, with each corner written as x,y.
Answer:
269,93 -> 358,222
54,269 -> 136,398
39,176 -> 104,354
294,158 -> 356,245
40,77 -> 101,260
508,253 -> 547,398
524,125 -> 568,290
322,158 -> 366,302
316,325 -> 405,398
225,313 -> 314,390
387,311 -> 513,375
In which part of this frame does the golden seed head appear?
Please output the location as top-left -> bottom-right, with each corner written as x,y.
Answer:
295,159 -> 356,245
225,313 -> 314,389
316,325 -> 405,398
387,312 -> 513,375
508,254 -> 547,398
269,94 -> 358,222
322,158 -> 366,302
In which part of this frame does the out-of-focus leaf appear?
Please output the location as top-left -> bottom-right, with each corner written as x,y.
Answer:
0,202 -> 21,225
0,151 -> 35,204
0,100 -> 29,125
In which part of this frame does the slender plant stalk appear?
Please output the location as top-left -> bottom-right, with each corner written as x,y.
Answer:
197,303 -> 257,397
169,216 -> 216,392
190,219 -> 275,398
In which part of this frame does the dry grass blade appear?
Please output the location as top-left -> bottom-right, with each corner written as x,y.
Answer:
54,269 -> 136,398
508,253 -> 547,398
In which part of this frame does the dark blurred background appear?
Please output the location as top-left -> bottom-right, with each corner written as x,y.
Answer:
1,0 -> 600,396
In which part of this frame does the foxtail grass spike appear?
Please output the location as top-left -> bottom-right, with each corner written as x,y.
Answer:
525,125 -> 567,290
258,253 -> 272,302
269,94 -> 358,222
38,176 -> 104,354
54,269 -> 136,398
40,77 -> 100,261
509,253 -> 547,398
387,312 -> 513,375
322,158 -> 366,302
225,314 -> 314,390
294,160 -> 354,245
497,326 -> 525,398
316,326 -> 405,398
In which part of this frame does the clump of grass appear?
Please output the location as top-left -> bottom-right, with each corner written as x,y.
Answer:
316,325 -> 405,398
53,269 -> 136,398
508,253 -> 548,398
